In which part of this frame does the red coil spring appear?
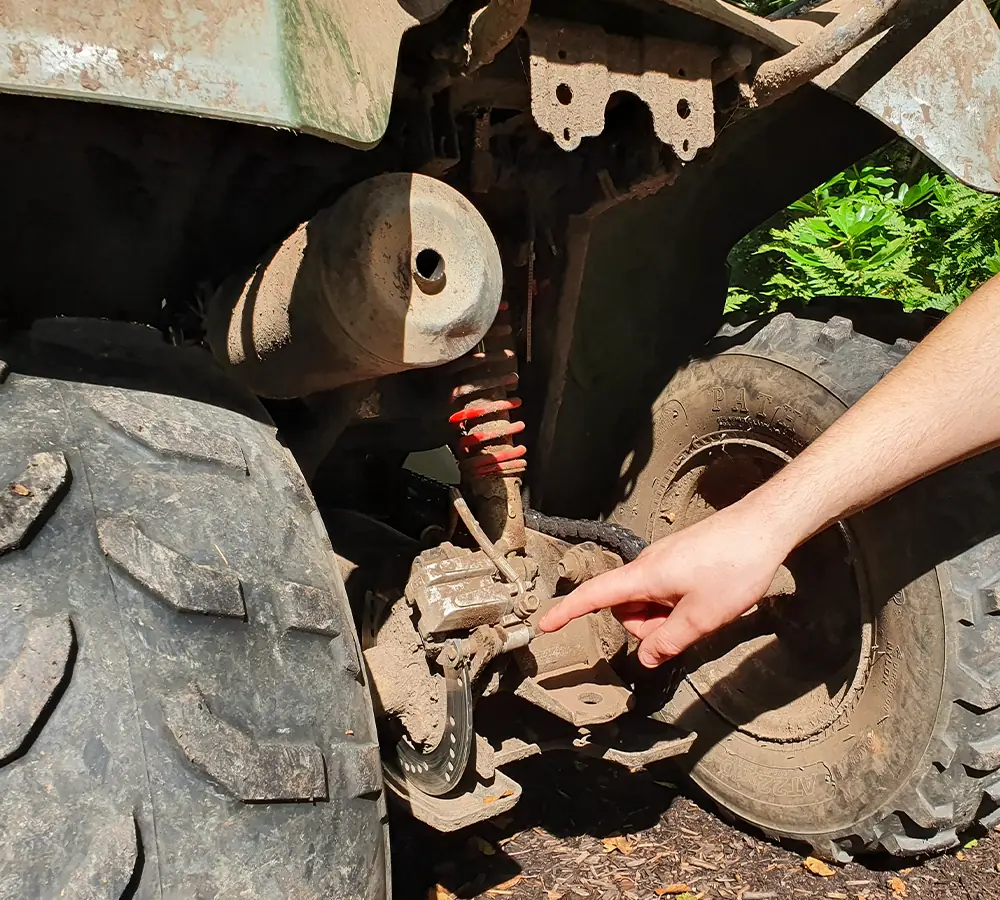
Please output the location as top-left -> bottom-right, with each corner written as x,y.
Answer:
448,302 -> 527,480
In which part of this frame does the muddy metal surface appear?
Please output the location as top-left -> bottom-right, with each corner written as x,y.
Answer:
391,753 -> 1000,899
0,0 -> 430,144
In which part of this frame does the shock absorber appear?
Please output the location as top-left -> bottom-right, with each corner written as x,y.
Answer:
449,302 -> 525,478
448,300 -> 527,552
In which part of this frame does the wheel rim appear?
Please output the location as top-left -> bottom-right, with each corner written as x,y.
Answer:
651,432 -> 873,743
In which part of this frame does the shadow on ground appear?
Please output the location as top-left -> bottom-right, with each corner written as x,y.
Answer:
390,754 -> 1000,900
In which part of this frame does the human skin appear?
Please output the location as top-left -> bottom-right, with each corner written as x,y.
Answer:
539,272 -> 1000,667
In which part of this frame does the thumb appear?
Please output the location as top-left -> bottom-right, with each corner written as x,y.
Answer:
636,603 -> 703,667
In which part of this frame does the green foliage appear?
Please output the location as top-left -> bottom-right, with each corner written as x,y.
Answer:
728,0 -> 1000,22
727,153 -> 1000,314
721,1 -> 1000,314
728,0 -> 787,13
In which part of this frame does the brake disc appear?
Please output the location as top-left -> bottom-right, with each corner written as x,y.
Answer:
394,660 -> 474,796
361,591 -> 475,796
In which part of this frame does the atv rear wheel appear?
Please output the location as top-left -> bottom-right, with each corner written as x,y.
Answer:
614,303 -> 1000,860
0,320 -> 387,897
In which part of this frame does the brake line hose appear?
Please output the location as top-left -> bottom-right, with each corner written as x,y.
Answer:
524,508 -> 648,563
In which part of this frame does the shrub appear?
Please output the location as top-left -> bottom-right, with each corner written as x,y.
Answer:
727,158 -> 1000,314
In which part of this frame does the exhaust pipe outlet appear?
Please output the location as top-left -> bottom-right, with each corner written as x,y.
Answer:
207,173 -> 503,398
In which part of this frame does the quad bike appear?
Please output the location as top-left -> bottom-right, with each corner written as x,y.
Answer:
2,0 -> 1000,896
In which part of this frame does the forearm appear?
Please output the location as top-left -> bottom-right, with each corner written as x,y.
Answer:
747,273 -> 1000,553
540,279 -> 1000,661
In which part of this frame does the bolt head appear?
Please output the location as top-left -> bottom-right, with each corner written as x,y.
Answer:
515,593 -> 539,616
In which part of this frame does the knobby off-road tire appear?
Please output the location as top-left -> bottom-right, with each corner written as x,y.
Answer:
0,320 -> 386,898
614,301 -> 1000,861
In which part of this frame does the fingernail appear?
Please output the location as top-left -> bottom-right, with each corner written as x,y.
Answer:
638,648 -> 658,668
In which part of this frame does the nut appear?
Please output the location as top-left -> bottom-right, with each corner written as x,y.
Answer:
514,592 -> 540,618
509,555 -> 540,586
558,542 -> 622,586
437,643 -> 460,667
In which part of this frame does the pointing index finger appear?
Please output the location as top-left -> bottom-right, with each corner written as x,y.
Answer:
538,560 -> 658,632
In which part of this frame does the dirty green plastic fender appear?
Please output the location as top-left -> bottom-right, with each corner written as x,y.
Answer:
0,0 -> 447,148
3,0 -> 998,187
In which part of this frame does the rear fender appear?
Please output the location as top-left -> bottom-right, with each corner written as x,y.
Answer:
818,0 -> 1000,193
0,0 -> 449,148
664,0 -> 1000,193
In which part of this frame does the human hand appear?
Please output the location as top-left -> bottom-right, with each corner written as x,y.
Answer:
537,500 -> 794,668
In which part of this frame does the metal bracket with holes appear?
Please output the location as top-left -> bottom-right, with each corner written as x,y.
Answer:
524,18 -> 719,159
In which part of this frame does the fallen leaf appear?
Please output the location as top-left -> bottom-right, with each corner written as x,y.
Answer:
483,789 -> 515,805
803,856 -> 836,877
8,482 -> 30,497
546,892 -> 564,900
428,886 -> 455,900
888,876 -> 907,897
655,886 -> 692,896
963,838 -> 979,849
956,850 -> 966,861
488,876 -> 522,892
898,868 -> 913,875
469,836 -> 495,856
601,835 -> 634,855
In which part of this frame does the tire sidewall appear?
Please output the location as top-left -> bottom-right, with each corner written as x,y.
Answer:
613,349 -> 948,845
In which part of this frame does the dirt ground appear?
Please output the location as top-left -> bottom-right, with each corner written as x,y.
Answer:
390,752 -> 1000,900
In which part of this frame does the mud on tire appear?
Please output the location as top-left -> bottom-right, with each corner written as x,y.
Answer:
614,300 -> 1000,861
0,320 -> 386,898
